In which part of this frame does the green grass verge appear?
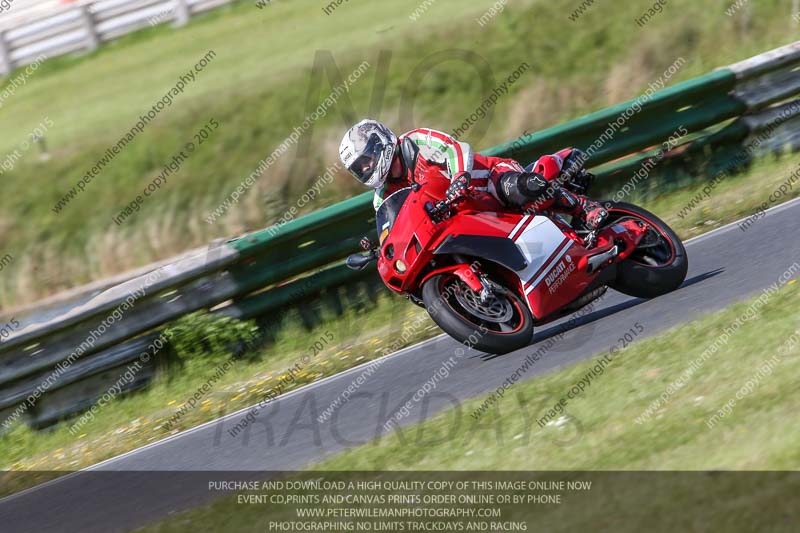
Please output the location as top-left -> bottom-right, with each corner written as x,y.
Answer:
138,282 -> 800,533
1,0 -> 797,306
620,155 -> 800,240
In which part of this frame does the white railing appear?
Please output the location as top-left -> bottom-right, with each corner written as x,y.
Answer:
0,0 -> 233,75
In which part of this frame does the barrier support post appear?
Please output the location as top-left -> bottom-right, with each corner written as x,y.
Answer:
173,0 -> 191,27
80,5 -> 100,51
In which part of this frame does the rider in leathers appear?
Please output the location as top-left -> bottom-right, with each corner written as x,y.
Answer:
339,119 -> 608,239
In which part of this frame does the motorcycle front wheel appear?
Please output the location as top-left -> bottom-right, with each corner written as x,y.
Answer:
421,274 -> 534,355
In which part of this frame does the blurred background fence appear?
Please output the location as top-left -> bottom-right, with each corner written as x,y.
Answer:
1,41 -> 799,430
0,0 -> 234,75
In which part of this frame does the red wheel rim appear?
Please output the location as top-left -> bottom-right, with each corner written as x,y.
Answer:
439,276 -> 527,335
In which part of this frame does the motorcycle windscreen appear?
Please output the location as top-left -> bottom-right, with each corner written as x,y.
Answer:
376,187 -> 412,245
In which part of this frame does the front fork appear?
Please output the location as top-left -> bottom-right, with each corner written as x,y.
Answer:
450,262 -> 483,292
450,257 -> 500,303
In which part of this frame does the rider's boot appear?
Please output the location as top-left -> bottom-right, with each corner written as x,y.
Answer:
551,188 -> 608,231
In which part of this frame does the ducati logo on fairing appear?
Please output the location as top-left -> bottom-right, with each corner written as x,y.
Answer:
545,259 -> 576,294
544,261 -> 566,287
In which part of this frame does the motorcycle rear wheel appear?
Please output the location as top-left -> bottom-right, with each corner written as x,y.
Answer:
603,201 -> 688,298
421,274 -> 534,355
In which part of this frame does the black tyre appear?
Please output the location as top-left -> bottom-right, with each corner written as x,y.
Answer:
421,274 -> 534,354
603,201 -> 688,298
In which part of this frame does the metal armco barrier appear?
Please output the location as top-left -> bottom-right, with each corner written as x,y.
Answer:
0,0 -> 234,75
2,42 -> 799,430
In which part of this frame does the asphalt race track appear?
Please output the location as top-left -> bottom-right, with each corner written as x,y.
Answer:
2,198 -> 799,532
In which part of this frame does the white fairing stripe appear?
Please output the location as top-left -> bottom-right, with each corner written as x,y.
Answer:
512,216 -> 570,293
524,243 -> 571,295
508,215 -> 531,240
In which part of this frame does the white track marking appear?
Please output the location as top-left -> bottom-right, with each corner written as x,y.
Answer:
683,196 -> 800,246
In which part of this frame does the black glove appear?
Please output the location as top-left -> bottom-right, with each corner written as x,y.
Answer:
567,169 -> 594,195
560,149 -> 588,182
560,149 -> 594,195
446,172 -> 471,202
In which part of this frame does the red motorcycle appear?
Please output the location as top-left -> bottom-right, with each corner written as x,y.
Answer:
347,169 -> 687,354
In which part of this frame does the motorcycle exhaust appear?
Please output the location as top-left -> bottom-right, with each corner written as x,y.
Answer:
587,245 -> 619,273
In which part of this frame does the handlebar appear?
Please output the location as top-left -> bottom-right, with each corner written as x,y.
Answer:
426,193 -> 470,222
425,199 -> 452,222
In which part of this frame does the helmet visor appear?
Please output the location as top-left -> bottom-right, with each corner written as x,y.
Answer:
347,134 -> 384,184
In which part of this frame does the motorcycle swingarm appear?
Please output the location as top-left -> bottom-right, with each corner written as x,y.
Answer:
601,218 -> 649,259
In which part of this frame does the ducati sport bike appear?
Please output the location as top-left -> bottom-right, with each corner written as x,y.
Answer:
347,170 -> 687,354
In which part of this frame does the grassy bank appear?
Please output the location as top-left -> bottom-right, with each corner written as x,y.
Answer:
139,283 -> 800,532
619,155 -> 800,240
1,0 -> 797,306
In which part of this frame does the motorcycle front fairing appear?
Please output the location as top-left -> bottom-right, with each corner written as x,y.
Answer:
374,172 -> 511,294
375,180 -> 445,294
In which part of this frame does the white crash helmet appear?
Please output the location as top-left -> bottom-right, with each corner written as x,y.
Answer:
339,119 -> 398,188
